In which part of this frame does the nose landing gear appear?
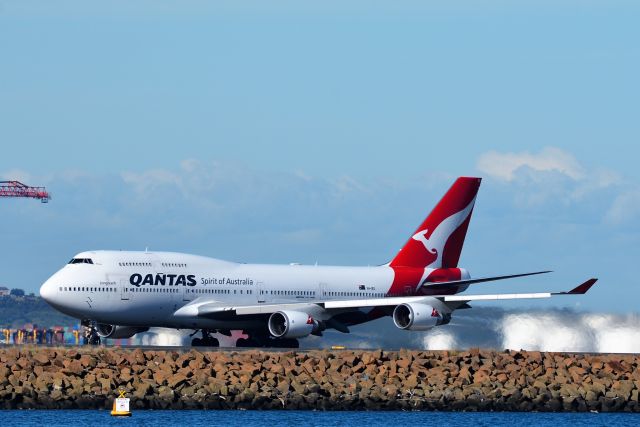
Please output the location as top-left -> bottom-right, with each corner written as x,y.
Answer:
81,319 -> 101,346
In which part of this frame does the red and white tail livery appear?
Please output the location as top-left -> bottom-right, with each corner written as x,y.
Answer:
40,177 -> 597,348
391,177 -> 480,269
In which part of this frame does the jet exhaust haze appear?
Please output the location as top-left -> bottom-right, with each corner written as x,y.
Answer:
328,307 -> 640,353
136,307 -> 640,353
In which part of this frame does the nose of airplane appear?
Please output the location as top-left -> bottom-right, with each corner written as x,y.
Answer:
40,277 -> 55,302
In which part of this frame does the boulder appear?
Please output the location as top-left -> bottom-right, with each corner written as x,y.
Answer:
62,360 -> 83,376
473,370 -> 491,384
167,373 -> 189,389
32,352 -> 50,366
132,380 -> 154,399
79,355 -> 96,369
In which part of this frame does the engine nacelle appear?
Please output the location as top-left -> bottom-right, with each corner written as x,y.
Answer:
268,310 -> 318,339
392,303 -> 450,331
96,324 -> 149,339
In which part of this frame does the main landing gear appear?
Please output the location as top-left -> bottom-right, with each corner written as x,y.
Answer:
190,329 -> 219,347
188,330 -> 300,348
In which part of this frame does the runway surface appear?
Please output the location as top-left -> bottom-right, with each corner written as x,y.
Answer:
2,344 -> 639,355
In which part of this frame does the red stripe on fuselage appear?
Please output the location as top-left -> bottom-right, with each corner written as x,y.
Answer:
387,267 -> 425,297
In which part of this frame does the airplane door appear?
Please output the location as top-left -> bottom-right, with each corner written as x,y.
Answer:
257,282 -> 268,303
319,282 -> 328,299
120,279 -> 130,301
183,285 -> 194,302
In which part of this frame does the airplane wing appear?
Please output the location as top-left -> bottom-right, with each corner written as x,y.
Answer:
173,278 -> 597,317
321,278 -> 597,309
442,278 -> 597,302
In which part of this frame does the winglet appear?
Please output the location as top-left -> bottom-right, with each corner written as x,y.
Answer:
556,278 -> 598,295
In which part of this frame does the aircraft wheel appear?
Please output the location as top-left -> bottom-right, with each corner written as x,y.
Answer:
89,329 -> 101,345
192,337 -> 203,347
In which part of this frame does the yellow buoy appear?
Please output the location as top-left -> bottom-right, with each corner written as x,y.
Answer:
111,390 -> 132,417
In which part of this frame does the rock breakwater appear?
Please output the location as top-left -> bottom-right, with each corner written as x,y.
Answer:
1,347 -> 639,411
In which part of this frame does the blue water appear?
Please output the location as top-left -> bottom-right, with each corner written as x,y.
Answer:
1,411 -> 638,426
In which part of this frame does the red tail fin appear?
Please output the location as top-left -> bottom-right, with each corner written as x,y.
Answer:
390,177 -> 481,269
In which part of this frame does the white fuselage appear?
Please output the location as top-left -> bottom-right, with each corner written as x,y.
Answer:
40,250 -> 397,330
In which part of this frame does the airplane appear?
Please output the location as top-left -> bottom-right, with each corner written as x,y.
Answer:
39,177 -> 597,348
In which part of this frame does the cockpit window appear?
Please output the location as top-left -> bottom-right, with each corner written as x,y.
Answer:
68,258 -> 94,264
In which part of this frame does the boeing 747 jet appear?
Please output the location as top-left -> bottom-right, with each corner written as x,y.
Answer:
40,177 -> 597,347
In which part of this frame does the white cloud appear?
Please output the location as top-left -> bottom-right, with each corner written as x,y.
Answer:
331,175 -> 370,195
0,169 -> 34,184
605,190 -> 640,225
180,158 -> 200,173
477,147 -> 585,181
121,169 -> 182,195
475,147 -> 626,216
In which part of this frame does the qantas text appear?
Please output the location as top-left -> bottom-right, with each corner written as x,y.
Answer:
129,273 -> 196,287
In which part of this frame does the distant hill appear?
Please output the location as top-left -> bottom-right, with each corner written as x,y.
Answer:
0,296 -> 78,329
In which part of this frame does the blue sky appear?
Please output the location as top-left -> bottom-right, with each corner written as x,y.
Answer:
1,1 -> 639,313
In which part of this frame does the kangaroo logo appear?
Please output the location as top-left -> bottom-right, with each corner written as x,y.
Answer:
413,196 -> 477,291
411,229 -> 437,255
411,196 -> 476,270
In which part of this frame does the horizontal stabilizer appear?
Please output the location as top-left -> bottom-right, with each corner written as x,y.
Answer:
422,270 -> 551,288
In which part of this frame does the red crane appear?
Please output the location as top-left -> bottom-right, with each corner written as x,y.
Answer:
0,181 -> 51,203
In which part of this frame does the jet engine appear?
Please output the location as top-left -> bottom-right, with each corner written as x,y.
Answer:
96,324 -> 149,339
268,310 -> 319,339
392,303 -> 450,331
